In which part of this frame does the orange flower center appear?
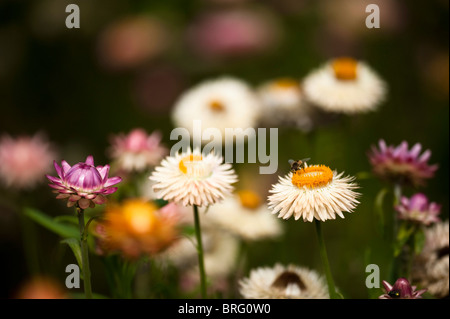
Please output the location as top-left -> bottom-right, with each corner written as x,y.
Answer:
291,165 -> 333,189
179,154 -> 211,178
209,100 -> 225,112
237,190 -> 262,210
123,200 -> 158,234
273,78 -> 300,90
332,57 -> 358,81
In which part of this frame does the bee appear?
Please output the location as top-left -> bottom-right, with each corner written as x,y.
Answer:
387,290 -> 401,298
288,158 -> 311,173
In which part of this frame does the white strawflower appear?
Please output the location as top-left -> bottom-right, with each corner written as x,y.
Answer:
268,164 -> 360,222
149,148 -> 237,207
239,263 -> 329,299
171,77 -> 260,142
257,78 -> 313,132
302,57 -> 386,113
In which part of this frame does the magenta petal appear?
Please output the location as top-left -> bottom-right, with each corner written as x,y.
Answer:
48,183 -> 64,190
54,161 -> 63,179
61,160 -> 71,173
46,175 -> 61,184
85,155 -> 94,166
93,195 -> 106,205
101,187 -> 118,195
103,176 -> 122,188
97,165 -> 110,181
382,280 -> 393,293
410,143 -> 422,158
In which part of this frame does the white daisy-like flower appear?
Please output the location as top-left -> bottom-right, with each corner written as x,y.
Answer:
257,78 -> 314,132
239,263 -> 329,299
206,190 -> 283,241
268,164 -> 360,222
149,148 -> 237,207
412,220 -> 449,298
302,57 -> 387,114
171,77 -> 260,142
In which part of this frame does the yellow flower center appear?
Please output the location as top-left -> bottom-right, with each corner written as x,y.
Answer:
291,165 -> 333,189
332,57 -> 358,81
123,200 -> 158,234
273,78 -> 300,90
237,190 -> 262,210
209,100 -> 225,112
179,154 -> 212,178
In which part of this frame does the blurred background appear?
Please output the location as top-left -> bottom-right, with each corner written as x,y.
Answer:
0,0 -> 448,299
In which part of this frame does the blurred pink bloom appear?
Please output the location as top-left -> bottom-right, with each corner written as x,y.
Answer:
379,278 -> 427,299
46,155 -> 122,209
97,16 -> 169,71
187,10 -> 281,59
395,193 -> 441,226
0,133 -> 56,189
368,140 -> 438,187
109,128 -> 168,173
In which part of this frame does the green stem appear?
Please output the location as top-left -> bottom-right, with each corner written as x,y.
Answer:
390,183 -> 403,282
77,207 -> 92,299
193,205 -> 207,298
314,220 -> 338,299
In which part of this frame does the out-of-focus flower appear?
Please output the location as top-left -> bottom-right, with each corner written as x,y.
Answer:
302,57 -> 387,114
150,148 -> 237,207
108,128 -> 168,173
46,155 -> 122,209
412,220 -> 449,298
133,65 -> 186,115
257,78 -> 314,132
395,193 -> 441,226
206,190 -> 283,241
186,9 -> 280,59
15,277 -> 68,299
379,277 -> 427,299
268,164 -> 359,222
0,133 -> 56,189
162,227 -> 239,293
95,199 -> 179,259
368,140 -> 438,187
97,15 -> 169,71
239,263 -> 329,299
171,77 -> 260,143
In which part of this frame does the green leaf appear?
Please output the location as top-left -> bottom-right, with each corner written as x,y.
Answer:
54,215 -> 78,225
393,223 -> 414,257
414,228 -> 426,255
61,238 -> 83,272
374,188 -> 388,235
24,207 -> 79,239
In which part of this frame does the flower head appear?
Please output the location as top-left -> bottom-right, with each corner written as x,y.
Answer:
379,278 -> 427,299
206,190 -> 283,240
302,57 -> 387,113
171,77 -> 260,143
108,128 -> 168,173
257,78 -> 314,132
15,277 -> 68,299
412,220 -> 449,298
395,193 -> 441,226
268,164 -> 360,222
368,140 -> 438,187
239,264 -> 329,299
150,148 -> 237,207
94,199 -> 179,258
0,133 -> 56,189
46,155 -> 122,209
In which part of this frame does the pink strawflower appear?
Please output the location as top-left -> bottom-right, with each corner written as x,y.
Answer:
368,140 -> 438,187
46,155 -> 122,209
379,278 -> 427,299
187,10 -> 280,59
108,128 -> 168,173
0,133 -> 56,189
395,193 -> 441,226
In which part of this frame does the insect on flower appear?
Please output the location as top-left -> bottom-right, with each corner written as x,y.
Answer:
288,158 -> 311,173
